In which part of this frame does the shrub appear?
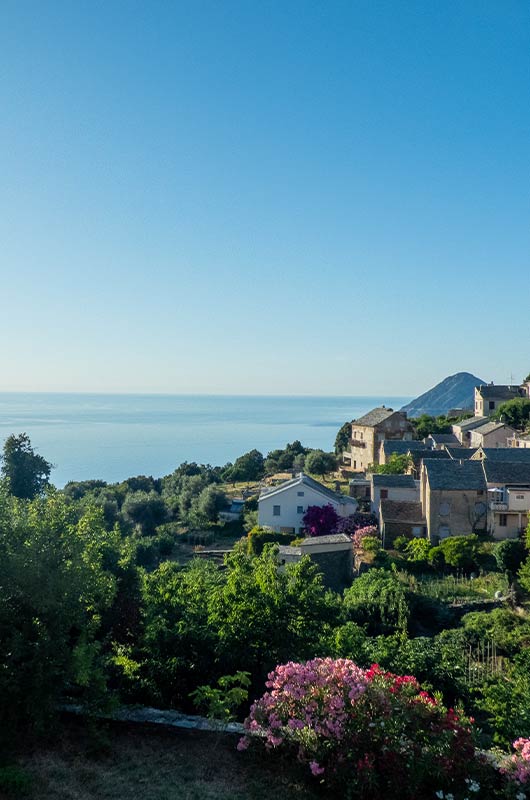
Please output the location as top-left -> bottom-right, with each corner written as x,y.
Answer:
404,538 -> 432,562
239,658 -> 476,798
352,525 -> 378,549
343,569 -> 410,635
247,526 -> 296,555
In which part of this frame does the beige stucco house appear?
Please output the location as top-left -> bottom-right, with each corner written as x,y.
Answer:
474,384 -> 526,417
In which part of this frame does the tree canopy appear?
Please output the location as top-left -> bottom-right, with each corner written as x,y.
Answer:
1,433 -> 53,499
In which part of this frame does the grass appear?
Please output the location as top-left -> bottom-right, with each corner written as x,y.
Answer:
399,571 -> 509,602
15,719 -> 319,800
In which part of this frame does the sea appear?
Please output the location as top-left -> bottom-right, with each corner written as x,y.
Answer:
0,393 -> 411,487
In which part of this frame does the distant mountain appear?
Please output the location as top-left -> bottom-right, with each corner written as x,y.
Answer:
400,372 -> 486,418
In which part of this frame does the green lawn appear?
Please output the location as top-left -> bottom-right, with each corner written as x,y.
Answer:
15,720 -> 319,800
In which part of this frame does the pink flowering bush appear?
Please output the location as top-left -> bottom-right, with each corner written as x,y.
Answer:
499,737 -> 530,787
352,525 -> 378,549
239,658 -> 476,799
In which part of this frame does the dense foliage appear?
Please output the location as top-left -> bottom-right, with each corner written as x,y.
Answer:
3,433 -> 530,798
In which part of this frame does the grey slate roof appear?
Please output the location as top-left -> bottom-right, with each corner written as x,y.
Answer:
353,407 -> 396,427
446,447 -> 478,460
424,459 -> 487,491
415,449 -> 451,460
381,440 -> 428,456
482,461 -> 530,486
259,473 -> 356,504
477,384 -> 524,400
475,448 -> 530,463
301,533 -> 352,546
372,474 -> 416,488
379,500 -> 425,524
428,433 -> 460,445
453,416 -> 488,431
472,421 -> 512,436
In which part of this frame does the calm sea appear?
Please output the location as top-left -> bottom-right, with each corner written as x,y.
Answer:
0,393 -> 410,487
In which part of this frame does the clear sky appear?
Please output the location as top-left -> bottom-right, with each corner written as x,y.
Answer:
1,0 -> 528,396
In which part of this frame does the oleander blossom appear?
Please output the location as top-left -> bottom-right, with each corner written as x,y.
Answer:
499,737 -> 530,786
239,657 -> 476,798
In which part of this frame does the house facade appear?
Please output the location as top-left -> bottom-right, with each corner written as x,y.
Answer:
370,473 -> 420,518
468,421 -> 516,450
452,416 -> 489,446
258,472 -> 357,534
474,384 -> 526,417
345,407 -> 415,473
420,459 -> 488,543
482,461 -> 530,539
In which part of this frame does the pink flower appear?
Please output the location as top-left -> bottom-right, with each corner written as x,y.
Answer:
236,737 -> 250,751
309,761 -> 325,776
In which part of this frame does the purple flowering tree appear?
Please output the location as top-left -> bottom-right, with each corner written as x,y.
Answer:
302,504 -> 339,537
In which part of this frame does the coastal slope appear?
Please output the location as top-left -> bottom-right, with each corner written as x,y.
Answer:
401,372 -> 485,418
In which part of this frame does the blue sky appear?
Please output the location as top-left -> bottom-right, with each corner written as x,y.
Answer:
1,0 -> 528,395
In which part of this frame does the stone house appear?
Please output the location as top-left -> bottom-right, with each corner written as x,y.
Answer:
474,384 -> 526,417
452,416 -> 489,446
425,433 -> 461,449
420,459 -> 488,543
379,500 -> 426,547
468,420 -> 516,450
258,472 -> 357,534
370,473 -> 420,518
345,407 -> 415,473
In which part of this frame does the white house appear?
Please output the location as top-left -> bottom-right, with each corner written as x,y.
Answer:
258,473 -> 358,534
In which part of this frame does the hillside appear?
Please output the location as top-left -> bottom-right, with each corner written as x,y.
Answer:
400,372 -> 485,418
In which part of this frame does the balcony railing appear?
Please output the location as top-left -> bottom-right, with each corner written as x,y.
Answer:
350,439 -> 366,448
490,502 -> 508,511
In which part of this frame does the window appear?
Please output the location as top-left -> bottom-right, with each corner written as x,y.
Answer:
380,489 -> 388,499
353,460 -> 357,469
489,401 -> 495,410
365,487 -> 370,497
516,494 -> 525,500
477,490 -> 484,496
297,506 -> 303,514
297,491 -> 304,496
273,505 -> 281,516
499,514 -> 507,527
439,501 -> 451,517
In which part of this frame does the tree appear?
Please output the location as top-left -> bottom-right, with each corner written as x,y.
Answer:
343,569 -> 410,635
302,503 -> 339,537
225,449 -> 265,482
368,453 -> 412,475
334,422 -> 351,455
1,433 -> 52,499
411,414 -> 452,440
122,490 -> 167,534
438,534 -> 480,571
192,485 -> 229,524
493,398 -> 530,429
305,449 -> 337,478
494,539 -> 526,581
0,491 -> 118,742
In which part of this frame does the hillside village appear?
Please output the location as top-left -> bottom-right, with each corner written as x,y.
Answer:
256,377 -> 530,584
